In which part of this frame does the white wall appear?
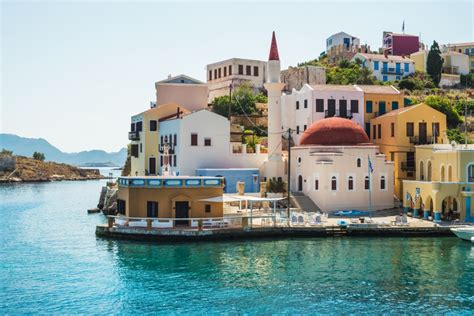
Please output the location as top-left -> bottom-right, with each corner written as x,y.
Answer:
326,32 -> 360,51
354,54 -> 414,82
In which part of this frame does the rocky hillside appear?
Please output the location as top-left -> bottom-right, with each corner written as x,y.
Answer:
0,155 -> 104,182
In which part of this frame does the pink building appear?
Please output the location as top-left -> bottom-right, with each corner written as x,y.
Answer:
383,32 -> 419,56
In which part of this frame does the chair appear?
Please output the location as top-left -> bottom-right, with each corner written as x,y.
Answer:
297,215 -> 305,226
291,214 -> 298,226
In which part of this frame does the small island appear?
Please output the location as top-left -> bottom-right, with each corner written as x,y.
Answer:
0,150 -> 104,183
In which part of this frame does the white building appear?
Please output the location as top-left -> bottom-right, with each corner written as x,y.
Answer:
291,117 -> 394,213
281,84 -> 364,146
352,53 -> 414,82
326,32 -> 360,53
206,58 -> 267,103
158,109 -> 267,176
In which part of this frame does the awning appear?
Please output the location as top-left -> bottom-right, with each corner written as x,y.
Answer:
231,195 -> 286,202
198,196 -> 242,203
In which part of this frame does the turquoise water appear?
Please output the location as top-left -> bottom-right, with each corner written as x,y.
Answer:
1,180 -> 473,314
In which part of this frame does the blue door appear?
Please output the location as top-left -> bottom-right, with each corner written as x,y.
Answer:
379,101 -> 386,115
392,101 -> 399,110
396,63 -> 401,74
466,197 -> 472,222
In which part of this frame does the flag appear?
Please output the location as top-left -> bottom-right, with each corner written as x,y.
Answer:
402,20 -> 405,33
368,158 -> 374,174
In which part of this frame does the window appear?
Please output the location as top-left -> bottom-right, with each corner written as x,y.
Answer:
314,179 -> 319,190
136,121 -> 143,132
238,65 -> 243,75
173,155 -> 177,167
117,199 -> 126,214
160,156 -> 163,167
404,63 -> 409,72
374,61 -> 379,70
149,120 -> 157,131
205,204 -> 212,213
214,69 -> 217,79
297,157 -> 302,163
467,164 -> 474,183
160,135 -> 164,145
131,122 -> 136,132
357,158 -> 361,168
380,176 -> 386,190
365,123 -> 370,138
191,133 -> 198,146
173,134 -> 177,146
131,144 -> 139,158
379,101 -> 386,115
303,124 -> 307,131
218,68 -> 221,78
147,201 -> 159,218
209,70 -> 212,81
316,99 -> 324,112
382,62 -> 388,70
229,65 -> 232,75
390,152 -> 394,161
378,124 -> 381,139
253,66 -> 259,76
364,176 -> 370,190
348,176 -> 354,191
366,101 -> 373,113
246,65 -> 251,75
373,125 -> 377,140
223,67 -> 227,77
296,125 -> 300,134
204,138 -> 211,146
391,123 -> 395,137
304,99 -> 308,108
350,100 -> 359,113
406,122 -> 414,137
296,101 -> 300,110
139,143 -> 142,153
331,176 -> 337,191
392,101 -> 398,110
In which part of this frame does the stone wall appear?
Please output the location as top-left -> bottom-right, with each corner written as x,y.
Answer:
281,66 -> 326,92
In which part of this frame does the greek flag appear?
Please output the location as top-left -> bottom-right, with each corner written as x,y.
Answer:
368,158 -> 374,174
402,20 -> 405,33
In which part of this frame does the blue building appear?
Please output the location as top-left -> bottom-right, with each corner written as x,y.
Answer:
196,168 -> 260,193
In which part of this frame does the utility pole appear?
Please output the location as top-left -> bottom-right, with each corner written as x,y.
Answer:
368,155 -> 373,219
465,101 -> 468,148
287,128 -> 292,225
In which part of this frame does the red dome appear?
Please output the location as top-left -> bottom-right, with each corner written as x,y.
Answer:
299,117 -> 370,146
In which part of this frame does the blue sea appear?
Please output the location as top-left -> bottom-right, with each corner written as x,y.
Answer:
1,176 -> 473,314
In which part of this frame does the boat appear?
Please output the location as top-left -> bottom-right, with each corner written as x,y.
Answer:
450,226 -> 474,241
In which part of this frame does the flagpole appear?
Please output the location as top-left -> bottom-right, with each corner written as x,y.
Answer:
368,155 -> 373,219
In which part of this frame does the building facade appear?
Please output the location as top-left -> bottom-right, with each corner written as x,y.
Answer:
281,84 -> 364,146
382,32 -> 419,56
403,144 -> 474,222
326,32 -> 367,65
155,74 -> 208,111
370,103 -> 447,199
291,117 -> 394,213
441,42 -> 474,72
352,53 -> 414,82
206,58 -> 267,103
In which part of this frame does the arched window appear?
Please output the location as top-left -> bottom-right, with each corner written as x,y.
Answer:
427,161 -> 432,181
440,165 -> 445,182
314,179 -> 319,190
331,176 -> 337,191
420,161 -> 424,180
348,176 -> 354,191
364,176 -> 370,190
467,164 -> 474,183
357,158 -> 361,168
297,157 -> 302,163
380,176 -> 386,190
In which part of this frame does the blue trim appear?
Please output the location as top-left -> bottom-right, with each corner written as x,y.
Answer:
434,212 -> 441,221
204,179 -> 221,186
130,179 -> 145,187
413,208 -> 419,217
185,179 -> 202,187
147,179 -> 162,187
423,210 -> 430,219
163,179 -> 183,187
403,207 -> 409,214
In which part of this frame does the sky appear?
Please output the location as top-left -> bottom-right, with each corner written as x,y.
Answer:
1,0 -> 473,153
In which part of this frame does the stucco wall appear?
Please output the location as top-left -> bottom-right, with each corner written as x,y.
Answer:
156,84 -> 208,111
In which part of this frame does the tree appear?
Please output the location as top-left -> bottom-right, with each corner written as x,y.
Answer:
356,67 -> 378,84
1,148 -> 13,155
32,152 -> 45,161
210,83 -> 260,118
426,41 -> 444,87
425,95 -> 461,129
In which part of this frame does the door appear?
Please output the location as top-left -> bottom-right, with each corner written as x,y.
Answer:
149,157 -> 156,175
339,100 -> 347,118
379,101 -> 386,115
419,122 -> 427,144
298,175 -> 303,191
175,201 -> 189,226
147,201 -> 158,218
327,99 -> 336,117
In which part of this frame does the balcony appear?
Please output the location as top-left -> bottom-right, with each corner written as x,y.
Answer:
324,109 -> 353,119
381,68 -> 404,75
401,162 -> 416,172
128,131 -> 140,141
409,136 -> 435,145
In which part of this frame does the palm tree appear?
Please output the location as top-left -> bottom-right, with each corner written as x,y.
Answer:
357,67 -> 377,84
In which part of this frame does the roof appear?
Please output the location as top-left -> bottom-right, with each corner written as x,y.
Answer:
356,85 -> 401,94
300,117 -> 370,146
309,84 -> 359,92
444,42 -> 474,47
371,103 -> 443,119
269,31 -> 280,61
355,53 -> 414,62
156,74 -> 205,85
327,31 -> 358,40
135,102 -> 191,117
386,33 -> 418,38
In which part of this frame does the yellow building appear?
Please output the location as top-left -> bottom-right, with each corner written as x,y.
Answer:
116,176 -> 225,225
129,103 -> 191,176
403,144 -> 474,222
357,85 -> 404,137
370,103 -> 447,199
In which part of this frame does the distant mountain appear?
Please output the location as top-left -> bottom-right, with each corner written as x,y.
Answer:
0,134 -> 127,167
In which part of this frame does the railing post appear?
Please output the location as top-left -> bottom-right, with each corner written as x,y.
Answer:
108,216 -> 114,228
147,219 -> 152,230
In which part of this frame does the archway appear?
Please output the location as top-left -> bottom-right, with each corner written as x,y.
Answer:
298,175 -> 303,191
441,196 -> 459,221
423,196 -> 434,219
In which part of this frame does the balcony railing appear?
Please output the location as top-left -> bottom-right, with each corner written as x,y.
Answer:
409,136 -> 435,145
324,109 -> 353,119
381,68 -> 404,75
128,131 -> 140,141
401,162 -> 416,172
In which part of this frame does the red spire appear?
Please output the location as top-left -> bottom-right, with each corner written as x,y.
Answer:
268,31 -> 280,61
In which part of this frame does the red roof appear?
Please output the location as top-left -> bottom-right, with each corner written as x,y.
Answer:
269,31 -> 280,61
300,117 -> 370,146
